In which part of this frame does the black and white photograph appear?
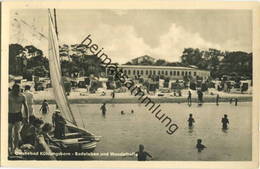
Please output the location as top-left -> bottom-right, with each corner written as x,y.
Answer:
2,1 -> 259,168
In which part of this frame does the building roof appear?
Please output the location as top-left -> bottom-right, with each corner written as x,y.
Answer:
118,64 -> 208,71
131,55 -> 156,61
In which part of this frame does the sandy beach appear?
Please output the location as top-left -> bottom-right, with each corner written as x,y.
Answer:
32,88 -> 252,104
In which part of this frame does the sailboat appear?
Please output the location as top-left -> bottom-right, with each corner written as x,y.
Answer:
48,9 -> 100,152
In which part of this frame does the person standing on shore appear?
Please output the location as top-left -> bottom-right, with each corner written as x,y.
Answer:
216,94 -> 220,106
235,98 -> 238,106
9,83 -> 29,155
188,114 -> 195,128
40,100 -> 49,115
100,103 -> 107,117
24,85 -> 34,116
200,91 -> 204,103
197,90 -> 203,105
187,91 -> 192,106
111,90 -> 115,99
221,114 -> 229,130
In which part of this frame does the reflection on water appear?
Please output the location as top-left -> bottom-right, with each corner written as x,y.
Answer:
34,102 -> 252,161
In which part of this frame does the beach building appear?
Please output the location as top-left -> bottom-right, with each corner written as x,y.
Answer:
117,65 -> 210,80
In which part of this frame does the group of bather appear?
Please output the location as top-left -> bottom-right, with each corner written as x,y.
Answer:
9,83 -> 67,160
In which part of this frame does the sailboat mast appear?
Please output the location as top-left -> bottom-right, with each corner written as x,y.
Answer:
54,8 -> 59,40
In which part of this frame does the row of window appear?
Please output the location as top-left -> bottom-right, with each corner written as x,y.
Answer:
122,69 -> 202,77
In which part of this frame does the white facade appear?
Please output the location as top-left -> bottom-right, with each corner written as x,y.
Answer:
117,65 -> 210,80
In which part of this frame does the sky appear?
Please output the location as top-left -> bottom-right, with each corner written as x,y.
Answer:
10,9 -> 252,63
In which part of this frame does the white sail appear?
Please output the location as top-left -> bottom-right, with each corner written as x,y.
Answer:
48,11 -> 77,126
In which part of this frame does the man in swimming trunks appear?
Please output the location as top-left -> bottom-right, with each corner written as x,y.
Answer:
9,83 -> 29,155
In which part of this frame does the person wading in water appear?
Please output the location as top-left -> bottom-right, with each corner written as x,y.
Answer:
135,144 -> 153,161
188,114 -> 195,128
100,103 -> 107,117
9,83 -> 29,155
196,139 -> 206,152
187,90 -> 192,106
221,114 -> 229,130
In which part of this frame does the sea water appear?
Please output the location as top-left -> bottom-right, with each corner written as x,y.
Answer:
35,102 -> 252,161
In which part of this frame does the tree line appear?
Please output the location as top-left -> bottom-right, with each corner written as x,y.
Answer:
125,48 -> 252,79
9,44 -> 252,80
9,43 -> 104,79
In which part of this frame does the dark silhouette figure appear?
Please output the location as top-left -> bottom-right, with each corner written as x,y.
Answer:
131,110 -> 134,114
111,91 -> 115,99
197,90 -> 203,105
52,110 -> 66,139
216,94 -> 220,106
121,110 -> 125,115
187,91 -> 192,106
40,100 -> 49,114
188,114 -> 195,128
221,114 -> 229,130
196,139 -> 206,152
100,103 -> 107,117
235,98 -> 238,106
135,144 -> 152,161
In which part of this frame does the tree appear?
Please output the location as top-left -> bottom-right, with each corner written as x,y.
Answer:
9,44 -> 25,75
181,48 -> 203,67
33,66 -> 48,77
220,51 -> 252,78
155,59 -> 167,66
25,45 -> 40,58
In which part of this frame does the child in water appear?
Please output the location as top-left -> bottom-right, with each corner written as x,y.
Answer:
135,144 -> 153,161
188,114 -> 195,128
196,139 -> 206,152
121,110 -> 125,115
131,110 -> 134,114
221,114 -> 229,130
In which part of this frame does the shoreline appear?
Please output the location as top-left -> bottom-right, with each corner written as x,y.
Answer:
33,95 -> 252,104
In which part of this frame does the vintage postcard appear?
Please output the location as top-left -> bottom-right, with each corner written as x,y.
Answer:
1,1 -> 259,168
